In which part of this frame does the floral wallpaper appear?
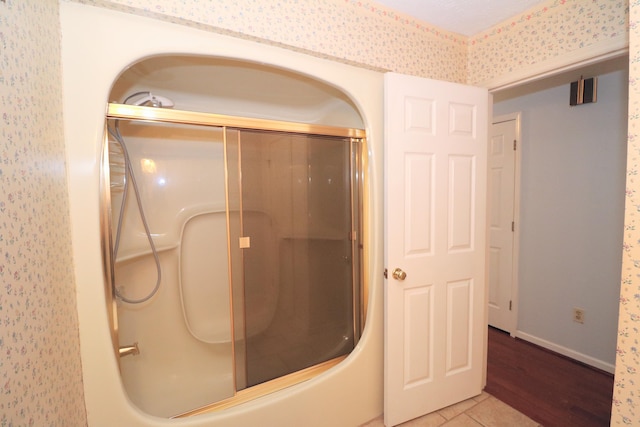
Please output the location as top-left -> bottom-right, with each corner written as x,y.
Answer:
75,0 -> 469,83
613,1 -> 640,424
77,0 -> 630,86
0,0 -> 634,424
0,1 -> 87,426
467,0 -> 628,85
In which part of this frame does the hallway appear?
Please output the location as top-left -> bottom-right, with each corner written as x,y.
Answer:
362,327 -> 614,426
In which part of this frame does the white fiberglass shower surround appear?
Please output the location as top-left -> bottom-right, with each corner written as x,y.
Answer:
105,58 -> 366,417
60,2 -> 383,427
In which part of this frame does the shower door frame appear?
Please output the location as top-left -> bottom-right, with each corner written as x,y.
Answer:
100,103 -> 368,417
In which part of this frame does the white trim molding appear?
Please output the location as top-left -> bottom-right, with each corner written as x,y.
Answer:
516,330 -> 615,374
480,35 -> 629,93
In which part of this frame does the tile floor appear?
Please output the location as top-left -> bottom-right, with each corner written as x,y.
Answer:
360,392 -> 540,427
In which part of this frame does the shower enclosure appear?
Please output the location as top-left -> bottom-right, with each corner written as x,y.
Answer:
101,103 -> 365,417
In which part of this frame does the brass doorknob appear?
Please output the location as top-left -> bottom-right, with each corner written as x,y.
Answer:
392,268 -> 407,281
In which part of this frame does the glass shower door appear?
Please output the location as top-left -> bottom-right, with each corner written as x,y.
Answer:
229,130 -> 360,388
107,120 -> 236,417
104,103 -> 364,417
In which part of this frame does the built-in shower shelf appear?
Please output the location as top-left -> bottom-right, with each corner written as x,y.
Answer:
115,244 -> 178,263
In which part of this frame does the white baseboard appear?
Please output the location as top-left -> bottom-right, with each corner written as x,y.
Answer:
514,330 -> 615,374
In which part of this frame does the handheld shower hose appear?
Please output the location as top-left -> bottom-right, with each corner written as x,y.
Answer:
108,91 -> 175,304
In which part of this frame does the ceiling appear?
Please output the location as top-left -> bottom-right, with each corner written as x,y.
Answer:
374,0 -> 548,36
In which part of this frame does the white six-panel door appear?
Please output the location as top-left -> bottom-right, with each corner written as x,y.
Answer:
384,73 -> 489,427
488,117 -> 518,333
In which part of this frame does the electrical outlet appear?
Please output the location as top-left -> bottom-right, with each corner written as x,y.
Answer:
573,308 -> 585,324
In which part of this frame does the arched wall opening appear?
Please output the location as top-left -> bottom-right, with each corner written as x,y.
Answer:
105,55 -> 369,417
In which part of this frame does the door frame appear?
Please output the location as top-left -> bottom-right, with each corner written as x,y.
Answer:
491,112 -> 521,337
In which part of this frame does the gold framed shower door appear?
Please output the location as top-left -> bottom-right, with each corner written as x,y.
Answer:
100,103 -> 369,417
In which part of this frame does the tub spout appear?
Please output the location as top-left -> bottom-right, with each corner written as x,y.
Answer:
119,342 -> 140,357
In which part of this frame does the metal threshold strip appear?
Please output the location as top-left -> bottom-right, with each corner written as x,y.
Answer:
107,103 -> 366,139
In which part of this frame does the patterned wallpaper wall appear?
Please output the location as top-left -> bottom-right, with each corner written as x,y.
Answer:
4,0 -> 631,424
613,2 -> 639,424
467,0 -> 628,85
0,1 -> 87,426
77,0 -> 469,83
79,0 -> 629,86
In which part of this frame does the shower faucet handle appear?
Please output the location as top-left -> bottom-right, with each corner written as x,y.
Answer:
119,343 -> 140,357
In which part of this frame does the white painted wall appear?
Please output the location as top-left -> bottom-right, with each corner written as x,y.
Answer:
493,63 -> 628,371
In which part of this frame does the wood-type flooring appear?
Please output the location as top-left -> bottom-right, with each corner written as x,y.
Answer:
485,326 -> 614,427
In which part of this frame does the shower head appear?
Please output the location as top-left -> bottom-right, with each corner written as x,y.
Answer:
125,91 -> 175,108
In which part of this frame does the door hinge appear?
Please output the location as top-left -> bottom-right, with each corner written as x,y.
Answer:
511,221 -> 515,232
509,300 -> 512,311
513,139 -> 517,151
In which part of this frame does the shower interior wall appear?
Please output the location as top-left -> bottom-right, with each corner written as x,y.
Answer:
60,2 -> 383,426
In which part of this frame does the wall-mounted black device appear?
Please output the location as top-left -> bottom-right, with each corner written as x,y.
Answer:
570,76 -> 597,106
